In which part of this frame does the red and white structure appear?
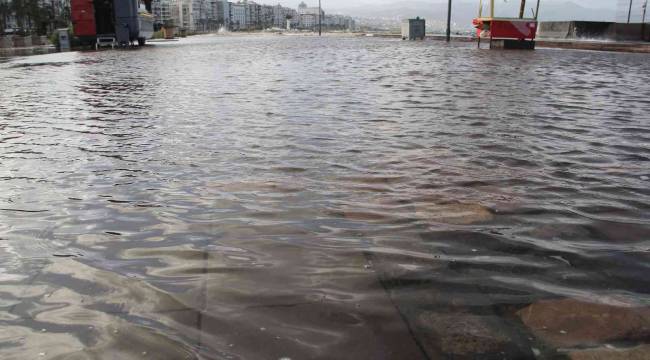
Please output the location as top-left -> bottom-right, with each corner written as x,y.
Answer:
473,0 -> 540,49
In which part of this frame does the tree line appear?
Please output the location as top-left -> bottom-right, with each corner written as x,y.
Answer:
1,0 -> 70,35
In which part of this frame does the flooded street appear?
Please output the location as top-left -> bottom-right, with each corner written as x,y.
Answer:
1,34 -> 649,359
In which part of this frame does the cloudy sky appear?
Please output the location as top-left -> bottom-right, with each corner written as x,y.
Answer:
275,0 -> 638,23
283,0 -> 618,9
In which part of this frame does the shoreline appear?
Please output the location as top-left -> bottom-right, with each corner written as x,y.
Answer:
0,45 -> 57,57
196,31 -> 650,53
368,33 -> 650,53
3,31 -> 649,56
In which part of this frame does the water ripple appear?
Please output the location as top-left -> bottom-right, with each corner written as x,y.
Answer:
1,35 -> 649,359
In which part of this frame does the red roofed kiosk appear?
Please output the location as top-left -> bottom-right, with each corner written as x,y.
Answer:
473,0 -> 540,49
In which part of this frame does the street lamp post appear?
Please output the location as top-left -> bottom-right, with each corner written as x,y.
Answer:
643,0 -> 648,40
446,0 -> 451,42
318,0 -> 322,36
628,0 -> 634,23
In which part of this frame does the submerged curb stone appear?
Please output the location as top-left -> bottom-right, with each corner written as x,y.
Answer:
517,298 -> 650,348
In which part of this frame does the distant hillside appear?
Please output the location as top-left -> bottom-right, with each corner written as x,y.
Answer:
330,1 -> 616,30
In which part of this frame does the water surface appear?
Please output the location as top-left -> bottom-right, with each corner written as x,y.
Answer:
1,35 -> 649,359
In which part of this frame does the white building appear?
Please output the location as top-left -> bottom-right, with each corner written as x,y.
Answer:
300,14 -> 317,29
246,1 -> 260,29
297,1 -> 323,30
230,2 -> 247,30
272,4 -> 297,29
150,0 -> 351,33
324,14 -> 356,30
260,4 -> 274,28
179,0 -> 191,29
219,0 -> 231,28
272,4 -> 286,28
153,0 -> 181,26
190,0 -> 210,31
209,0 -> 220,25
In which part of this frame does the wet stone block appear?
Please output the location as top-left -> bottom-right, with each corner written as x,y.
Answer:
415,312 -> 532,358
517,298 -> 650,348
568,344 -> 650,360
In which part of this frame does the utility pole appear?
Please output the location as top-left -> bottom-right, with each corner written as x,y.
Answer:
318,0 -> 322,36
519,0 -> 526,18
643,0 -> 648,40
446,0 -> 451,42
628,0 -> 634,23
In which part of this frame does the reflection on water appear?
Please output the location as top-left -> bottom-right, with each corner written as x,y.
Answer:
1,35 -> 649,359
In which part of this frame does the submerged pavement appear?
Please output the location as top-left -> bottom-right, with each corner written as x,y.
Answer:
1,35 -> 649,359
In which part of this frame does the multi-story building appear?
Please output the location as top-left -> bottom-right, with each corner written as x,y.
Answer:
297,1 -> 323,30
271,4 -> 284,28
209,0 -> 220,27
288,8 -> 299,28
217,0 -> 230,29
260,4 -> 274,29
87,0 -> 351,34
272,4 -> 296,29
246,1 -> 260,29
153,0 -> 181,26
153,0 -> 212,32
1,0 -> 353,34
179,0 -> 191,29
301,14 -> 316,29
230,2 -> 247,30
323,14 -> 356,31
190,0 -> 210,31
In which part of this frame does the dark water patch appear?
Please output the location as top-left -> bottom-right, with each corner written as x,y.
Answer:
7,61 -> 71,69
272,166 -> 308,173
0,208 -> 49,213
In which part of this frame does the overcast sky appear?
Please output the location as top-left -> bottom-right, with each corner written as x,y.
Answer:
273,0 -> 635,25
279,0 -> 619,11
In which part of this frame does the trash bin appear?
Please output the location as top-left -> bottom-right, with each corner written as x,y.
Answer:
402,17 -> 426,40
58,28 -> 70,51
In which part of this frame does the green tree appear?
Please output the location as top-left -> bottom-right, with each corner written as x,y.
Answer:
7,0 -> 56,35
11,0 -> 27,31
0,1 -> 10,31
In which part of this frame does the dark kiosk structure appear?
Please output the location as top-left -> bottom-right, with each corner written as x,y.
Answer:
72,0 -> 151,47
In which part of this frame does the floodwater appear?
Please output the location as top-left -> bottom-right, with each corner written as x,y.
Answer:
1,35 -> 649,359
